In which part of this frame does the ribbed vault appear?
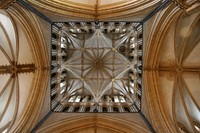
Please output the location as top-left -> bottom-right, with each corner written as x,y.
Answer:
51,22 -> 143,112
37,114 -> 150,133
0,3 -> 49,133
143,1 -> 200,132
0,0 -> 200,133
0,10 -> 35,132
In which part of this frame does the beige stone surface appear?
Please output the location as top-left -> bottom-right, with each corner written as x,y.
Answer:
0,1 -> 200,133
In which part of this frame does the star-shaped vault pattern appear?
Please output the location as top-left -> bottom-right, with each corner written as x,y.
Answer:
51,22 -> 143,113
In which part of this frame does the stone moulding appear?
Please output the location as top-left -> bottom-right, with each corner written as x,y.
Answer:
37,115 -> 150,133
26,0 -> 162,20
5,4 -> 49,132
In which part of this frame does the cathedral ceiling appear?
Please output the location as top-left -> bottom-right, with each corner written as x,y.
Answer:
0,10 -> 36,132
0,0 -> 200,133
0,3 -> 49,132
26,0 -> 162,21
50,21 -> 142,113
143,1 -> 200,132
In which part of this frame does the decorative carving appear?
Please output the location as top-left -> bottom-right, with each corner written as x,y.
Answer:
0,64 -> 35,74
51,22 -> 143,113
0,0 -> 16,9
1,4 -> 49,132
172,0 -> 199,9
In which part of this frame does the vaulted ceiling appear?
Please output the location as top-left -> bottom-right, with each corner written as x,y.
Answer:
0,0 -> 200,133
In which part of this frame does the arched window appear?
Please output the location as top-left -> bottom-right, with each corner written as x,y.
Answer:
85,107 -> 90,112
113,107 -> 119,112
124,107 -> 130,112
74,107 -> 80,112
102,107 -> 107,112
63,106 -> 69,112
